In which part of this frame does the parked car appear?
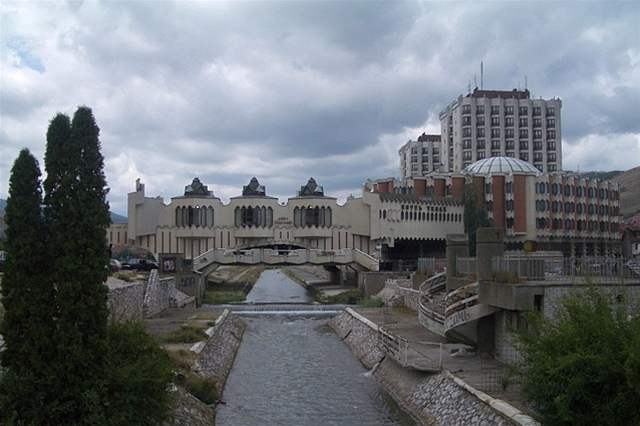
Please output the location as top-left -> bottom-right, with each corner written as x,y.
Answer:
122,258 -> 158,271
109,259 -> 122,272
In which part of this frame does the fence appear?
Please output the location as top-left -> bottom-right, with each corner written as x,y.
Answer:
377,327 -> 443,372
492,255 -> 638,281
456,257 -> 477,275
417,257 -> 447,273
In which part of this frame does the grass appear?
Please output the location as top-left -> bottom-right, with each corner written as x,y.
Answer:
322,289 -> 363,304
163,325 -> 208,343
203,289 -> 246,305
177,373 -> 219,405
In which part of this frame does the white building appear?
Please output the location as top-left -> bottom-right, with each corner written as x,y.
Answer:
440,88 -> 562,173
109,177 -> 464,264
399,133 -> 443,179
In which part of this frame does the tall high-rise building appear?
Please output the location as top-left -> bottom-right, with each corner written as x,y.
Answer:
440,88 -> 562,173
399,133 -> 443,179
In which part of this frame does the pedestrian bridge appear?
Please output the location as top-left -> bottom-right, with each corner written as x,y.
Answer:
192,247 -> 380,273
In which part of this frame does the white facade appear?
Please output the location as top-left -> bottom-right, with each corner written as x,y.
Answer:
399,133 -> 443,178
440,88 -> 562,173
110,178 -> 464,260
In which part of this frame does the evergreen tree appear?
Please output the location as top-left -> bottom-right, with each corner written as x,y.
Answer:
44,107 -> 111,422
0,149 -> 57,422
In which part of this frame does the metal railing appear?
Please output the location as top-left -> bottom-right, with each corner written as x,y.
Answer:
456,257 -> 477,275
377,327 -> 443,372
417,257 -> 447,273
492,255 -> 639,281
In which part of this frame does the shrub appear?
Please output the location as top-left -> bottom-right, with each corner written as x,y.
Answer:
203,289 -> 246,304
175,373 -> 219,405
358,297 -> 385,308
103,322 -> 174,425
515,288 -> 640,426
164,325 -> 208,343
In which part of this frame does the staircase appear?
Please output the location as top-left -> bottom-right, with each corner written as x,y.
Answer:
443,282 -> 495,340
418,272 -> 447,336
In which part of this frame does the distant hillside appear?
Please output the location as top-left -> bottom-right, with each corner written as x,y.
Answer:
0,198 -> 127,224
110,212 -> 128,224
612,166 -> 640,218
580,170 -> 624,181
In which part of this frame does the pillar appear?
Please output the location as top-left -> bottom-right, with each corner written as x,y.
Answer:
476,227 -> 505,282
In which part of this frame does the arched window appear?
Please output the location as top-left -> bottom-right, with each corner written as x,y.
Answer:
382,210 -> 387,220
325,207 -> 332,227
175,208 -> 181,227
294,207 -> 300,227
267,207 -> 273,227
208,206 -> 214,228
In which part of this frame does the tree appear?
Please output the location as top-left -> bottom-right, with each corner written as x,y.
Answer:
44,107 -> 111,422
462,183 -> 491,256
0,149 -> 57,422
516,288 -> 640,426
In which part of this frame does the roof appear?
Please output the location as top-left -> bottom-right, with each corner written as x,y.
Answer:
378,192 -> 460,206
467,88 -> 530,100
463,157 -> 541,176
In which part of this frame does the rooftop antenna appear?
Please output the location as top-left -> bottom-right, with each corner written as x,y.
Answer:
474,73 -> 477,88
525,75 -> 528,91
468,80 -> 471,93
480,61 -> 484,89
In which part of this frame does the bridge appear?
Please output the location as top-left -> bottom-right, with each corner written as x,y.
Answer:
193,247 -> 380,274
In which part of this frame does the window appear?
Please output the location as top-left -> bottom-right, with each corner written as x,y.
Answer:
476,105 -> 485,114
534,152 -> 543,162
462,104 -> 471,114
547,141 -> 556,151
519,117 -> 528,127
477,127 -> 485,137
520,140 -> 528,150
534,163 -> 543,171
491,139 -> 500,149
506,199 -> 514,210
485,183 -> 492,194
477,116 -> 485,125
506,128 -> 514,138
506,151 -> 514,157
519,106 -> 528,116
492,151 -> 501,157
506,140 -> 514,149
505,106 -> 514,115
491,116 -> 500,126
463,127 -> 471,137
534,129 -> 542,139
546,107 -> 555,117
519,128 -> 528,138
463,139 -> 472,149
463,116 -> 471,125
463,151 -> 472,160
534,142 -> 543,151
520,152 -> 529,161
506,182 -> 513,193
547,130 -> 556,139
548,153 -> 556,162
547,118 -> 555,127
477,151 -> 486,159
491,128 -> 501,138
533,106 -> 541,116
491,105 -> 500,115
549,164 -> 557,172
477,139 -> 486,149
533,118 -> 542,127
506,117 -> 514,127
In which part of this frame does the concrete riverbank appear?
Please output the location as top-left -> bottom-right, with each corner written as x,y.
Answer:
329,308 -> 539,426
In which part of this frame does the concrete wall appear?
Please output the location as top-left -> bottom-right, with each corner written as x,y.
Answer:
359,271 -> 412,297
143,270 -> 177,318
383,278 -> 421,311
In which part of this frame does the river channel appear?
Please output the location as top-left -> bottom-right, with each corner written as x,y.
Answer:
215,269 -> 416,426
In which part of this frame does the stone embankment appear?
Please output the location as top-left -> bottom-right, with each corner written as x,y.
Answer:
191,309 -> 247,393
329,309 -> 538,426
106,270 -> 196,323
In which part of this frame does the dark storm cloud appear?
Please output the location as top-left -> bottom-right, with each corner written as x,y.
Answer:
1,1 -> 638,214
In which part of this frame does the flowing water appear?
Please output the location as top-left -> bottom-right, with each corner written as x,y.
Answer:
216,269 -> 415,426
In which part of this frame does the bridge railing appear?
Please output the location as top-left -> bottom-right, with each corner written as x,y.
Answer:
377,326 -> 443,372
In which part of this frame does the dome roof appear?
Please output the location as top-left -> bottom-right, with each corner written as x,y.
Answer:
463,157 -> 541,176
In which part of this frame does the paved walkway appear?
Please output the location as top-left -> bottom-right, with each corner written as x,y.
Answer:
354,307 -> 535,416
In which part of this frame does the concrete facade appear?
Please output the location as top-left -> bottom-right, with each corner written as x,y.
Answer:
440,88 -> 562,173
108,177 -> 464,262
399,133 -> 443,179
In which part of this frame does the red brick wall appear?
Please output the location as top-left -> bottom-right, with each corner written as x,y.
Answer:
414,179 -> 426,198
452,177 -> 465,200
513,175 -> 527,233
434,179 -> 445,199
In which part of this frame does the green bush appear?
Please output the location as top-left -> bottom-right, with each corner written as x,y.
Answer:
164,325 -> 208,343
203,289 -> 246,304
323,289 -> 363,304
103,322 -> 174,425
358,297 -> 384,308
515,288 -> 640,425
176,373 -> 219,405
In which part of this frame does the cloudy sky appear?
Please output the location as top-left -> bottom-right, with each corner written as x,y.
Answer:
1,1 -> 639,214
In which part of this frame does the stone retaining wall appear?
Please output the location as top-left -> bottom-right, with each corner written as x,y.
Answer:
106,278 -> 145,323
380,278 -> 421,312
143,270 -> 176,318
192,310 -> 246,392
330,309 -> 538,426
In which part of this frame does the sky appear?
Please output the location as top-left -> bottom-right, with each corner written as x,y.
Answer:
1,1 -> 639,215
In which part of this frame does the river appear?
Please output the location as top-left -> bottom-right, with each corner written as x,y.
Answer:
215,269 -> 415,426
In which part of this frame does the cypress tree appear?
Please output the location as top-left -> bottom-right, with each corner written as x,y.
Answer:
0,149 -> 57,422
44,107 -> 111,422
